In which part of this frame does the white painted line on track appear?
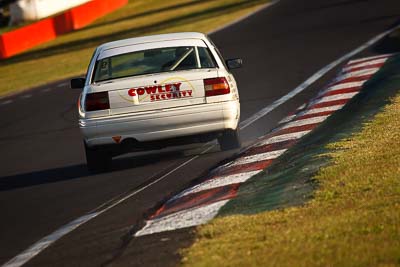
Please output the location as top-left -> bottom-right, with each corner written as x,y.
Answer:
230,149 -> 288,167
256,130 -> 311,147
135,200 -> 229,237
0,100 -> 13,106
41,88 -> 52,93
2,213 -> 100,267
20,94 -> 32,99
175,171 -> 262,199
56,82 -> 68,88
239,24 -> 398,130
2,145 -> 215,267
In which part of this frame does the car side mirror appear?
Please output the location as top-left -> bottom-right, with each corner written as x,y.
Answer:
70,78 -> 86,89
226,58 -> 243,69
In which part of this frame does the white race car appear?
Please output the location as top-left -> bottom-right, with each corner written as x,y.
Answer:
71,32 -> 242,172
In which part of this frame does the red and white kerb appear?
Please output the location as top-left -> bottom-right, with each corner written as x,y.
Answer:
135,54 -> 392,237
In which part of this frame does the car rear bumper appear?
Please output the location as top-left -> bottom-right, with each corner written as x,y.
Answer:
80,100 -> 240,147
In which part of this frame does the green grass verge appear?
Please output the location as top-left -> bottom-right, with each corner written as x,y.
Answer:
180,56 -> 400,266
0,0 -> 269,97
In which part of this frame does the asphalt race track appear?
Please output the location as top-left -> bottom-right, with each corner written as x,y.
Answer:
0,0 -> 399,266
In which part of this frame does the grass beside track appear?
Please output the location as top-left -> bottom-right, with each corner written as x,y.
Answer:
0,0 -> 269,97
181,57 -> 400,266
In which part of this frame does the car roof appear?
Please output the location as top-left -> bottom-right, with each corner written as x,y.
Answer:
97,32 -> 208,52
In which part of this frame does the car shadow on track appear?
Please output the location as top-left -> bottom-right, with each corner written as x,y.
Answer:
0,149 -> 189,191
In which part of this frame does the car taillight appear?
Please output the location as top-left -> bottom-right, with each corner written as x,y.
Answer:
85,92 -> 110,111
204,77 -> 230,97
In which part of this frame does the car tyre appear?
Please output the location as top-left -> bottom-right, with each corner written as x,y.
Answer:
218,129 -> 241,151
84,143 -> 111,173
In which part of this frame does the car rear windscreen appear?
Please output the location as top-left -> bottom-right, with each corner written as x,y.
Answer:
93,46 -> 217,83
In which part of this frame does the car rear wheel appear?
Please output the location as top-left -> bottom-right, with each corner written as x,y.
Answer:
218,129 -> 241,151
84,143 -> 111,173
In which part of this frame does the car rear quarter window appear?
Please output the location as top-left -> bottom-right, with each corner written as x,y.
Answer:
198,47 -> 217,68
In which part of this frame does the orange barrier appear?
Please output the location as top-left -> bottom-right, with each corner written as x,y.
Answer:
0,18 -> 56,59
0,0 -> 128,59
68,0 -> 128,30
55,0 -> 128,34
